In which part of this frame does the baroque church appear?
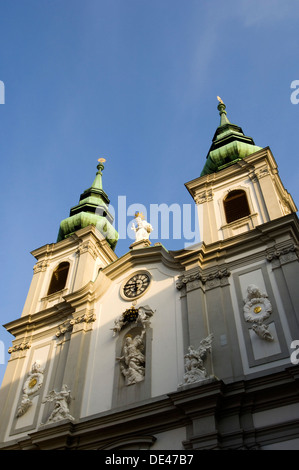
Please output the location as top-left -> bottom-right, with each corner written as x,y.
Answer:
0,99 -> 299,450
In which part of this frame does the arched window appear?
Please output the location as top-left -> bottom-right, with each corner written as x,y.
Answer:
47,262 -> 70,295
224,190 -> 250,224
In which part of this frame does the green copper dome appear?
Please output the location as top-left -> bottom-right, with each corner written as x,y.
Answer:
200,99 -> 262,176
57,160 -> 119,250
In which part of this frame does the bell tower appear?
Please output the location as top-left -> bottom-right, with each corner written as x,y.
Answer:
0,160 -> 119,442
185,98 -> 297,244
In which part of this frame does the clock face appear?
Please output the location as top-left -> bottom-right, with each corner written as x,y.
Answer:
122,273 -> 150,299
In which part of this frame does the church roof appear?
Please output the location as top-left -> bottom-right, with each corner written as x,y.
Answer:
200,98 -> 262,176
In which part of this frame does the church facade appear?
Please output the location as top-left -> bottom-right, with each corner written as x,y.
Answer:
1,100 -> 299,450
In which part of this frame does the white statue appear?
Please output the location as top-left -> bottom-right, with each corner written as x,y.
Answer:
243,284 -> 274,341
111,316 -> 127,337
181,334 -> 213,385
137,307 -> 152,329
42,384 -> 74,424
117,331 -> 146,385
131,212 -> 153,241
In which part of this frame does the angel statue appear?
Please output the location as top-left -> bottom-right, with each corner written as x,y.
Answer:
131,212 -> 153,242
42,384 -> 74,424
181,333 -> 214,385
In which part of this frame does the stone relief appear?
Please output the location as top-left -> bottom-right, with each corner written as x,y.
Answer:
266,244 -> 298,266
55,319 -> 72,338
116,330 -> 146,386
55,312 -> 96,338
194,189 -> 213,204
180,334 -> 214,385
42,384 -> 74,424
243,284 -> 274,341
111,306 -> 153,337
16,361 -> 44,418
176,268 -> 230,291
70,312 -> 96,325
8,341 -> 31,355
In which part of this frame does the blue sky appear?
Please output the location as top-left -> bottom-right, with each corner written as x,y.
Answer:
1,0 -> 299,385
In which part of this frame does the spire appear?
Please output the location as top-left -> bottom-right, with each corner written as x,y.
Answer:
217,96 -> 231,126
200,98 -> 262,176
57,159 -> 119,250
90,158 -> 105,191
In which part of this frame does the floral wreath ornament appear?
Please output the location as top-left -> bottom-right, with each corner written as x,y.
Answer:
16,361 -> 45,417
243,284 -> 274,341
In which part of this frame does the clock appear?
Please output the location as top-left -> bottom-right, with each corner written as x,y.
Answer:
122,272 -> 151,299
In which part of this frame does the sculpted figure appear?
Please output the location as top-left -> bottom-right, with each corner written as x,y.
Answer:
182,334 -> 213,385
111,316 -> 127,337
131,212 -> 153,241
42,384 -> 74,424
117,330 -> 146,385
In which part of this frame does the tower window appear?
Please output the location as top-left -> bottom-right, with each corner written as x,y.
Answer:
47,262 -> 70,295
224,190 -> 250,224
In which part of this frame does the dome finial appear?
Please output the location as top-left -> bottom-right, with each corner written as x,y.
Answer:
217,96 -> 230,126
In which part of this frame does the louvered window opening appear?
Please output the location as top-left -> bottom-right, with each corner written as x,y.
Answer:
47,262 -> 70,295
224,190 -> 250,224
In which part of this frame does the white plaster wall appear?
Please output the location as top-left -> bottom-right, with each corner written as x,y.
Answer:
81,263 -> 183,418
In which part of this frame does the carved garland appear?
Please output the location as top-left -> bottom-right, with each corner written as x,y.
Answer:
176,268 -> 230,290
266,244 -> 298,262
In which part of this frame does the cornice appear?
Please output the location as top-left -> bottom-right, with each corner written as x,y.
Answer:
1,365 -> 298,450
3,302 -> 74,339
172,213 -> 299,270
102,243 -> 184,281
31,225 -> 118,265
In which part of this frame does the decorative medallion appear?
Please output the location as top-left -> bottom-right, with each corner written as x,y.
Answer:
243,284 -> 274,341
16,361 -> 45,418
22,361 -> 44,396
243,284 -> 272,324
